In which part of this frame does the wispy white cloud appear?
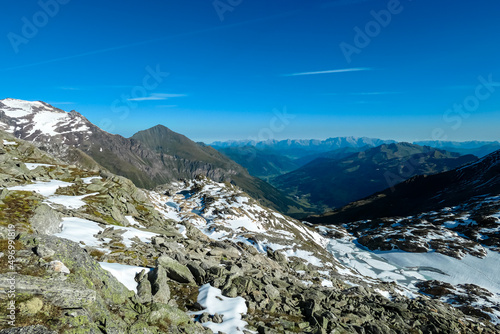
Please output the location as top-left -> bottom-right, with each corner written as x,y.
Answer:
127,93 -> 187,101
284,67 -> 371,77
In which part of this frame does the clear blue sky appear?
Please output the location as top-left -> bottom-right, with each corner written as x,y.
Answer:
2,0 -> 499,143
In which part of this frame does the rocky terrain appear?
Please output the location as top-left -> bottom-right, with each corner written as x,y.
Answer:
306,149 -> 500,326
1,130 -> 499,333
345,194 -> 500,258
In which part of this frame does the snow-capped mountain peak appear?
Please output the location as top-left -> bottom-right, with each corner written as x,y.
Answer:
1,98 -> 65,117
0,98 -> 92,139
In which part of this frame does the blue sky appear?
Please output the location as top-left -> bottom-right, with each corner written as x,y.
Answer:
2,0 -> 499,143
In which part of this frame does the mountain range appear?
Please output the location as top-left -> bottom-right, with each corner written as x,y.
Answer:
0,98 -> 303,215
307,147 -> 500,225
212,139 -> 499,181
211,137 -> 396,151
1,98 -> 500,331
272,142 -> 478,212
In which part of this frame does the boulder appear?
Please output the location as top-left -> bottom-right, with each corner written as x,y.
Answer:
157,256 -> 195,284
0,274 -> 96,308
264,284 -> 280,300
29,204 -> 62,235
187,262 -> 206,285
48,260 -> 70,274
151,266 -> 171,304
135,269 -> 153,304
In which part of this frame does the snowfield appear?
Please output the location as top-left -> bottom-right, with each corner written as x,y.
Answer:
148,179 -> 332,270
55,217 -> 158,250
316,195 -> 500,324
0,98 -> 91,137
7,179 -> 98,209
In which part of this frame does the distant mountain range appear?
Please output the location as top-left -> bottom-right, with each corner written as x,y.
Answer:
271,143 -> 477,213
212,138 -> 395,181
213,138 -> 500,158
414,140 -> 500,158
307,148 -> 500,225
211,138 -> 499,182
0,98 -> 303,215
212,137 -> 396,154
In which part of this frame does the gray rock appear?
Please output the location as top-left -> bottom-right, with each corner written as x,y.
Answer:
212,313 -> 224,324
157,255 -> 195,284
187,262 -> 206,285
34,244 -> 55,258
199,312 -> 211,323
264,284 -> 280,300
208,246 -> 239,258
29,204 -> 62,235
151,266 -> 171,304
152,236 -> 166,246
0,274 -> 96,308
48,260 -> 70,274
148,303 -> 192,326
135,269 -> 153,303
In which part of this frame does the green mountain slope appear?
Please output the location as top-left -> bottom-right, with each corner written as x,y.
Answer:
272,143 -> 478,212
215,146 -> 301,181
307,148 -> 500,225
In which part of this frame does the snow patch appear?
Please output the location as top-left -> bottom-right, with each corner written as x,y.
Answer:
8,180 -> 73,197
82,176 -> 101,184
99,262 -> 149,293
191,284 -> 250,334
3,139 -> 17,145
24,163 -> 54,170
54,217 -> 158,249
45,192 -> 98,209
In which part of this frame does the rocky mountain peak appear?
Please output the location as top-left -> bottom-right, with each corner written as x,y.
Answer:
0,98 -> 66,117
0,98 -> 92,141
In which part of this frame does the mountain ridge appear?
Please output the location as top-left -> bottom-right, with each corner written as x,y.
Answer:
307,148 -> 500,225
0,98 -> 303,215
272,142 -> 478,212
